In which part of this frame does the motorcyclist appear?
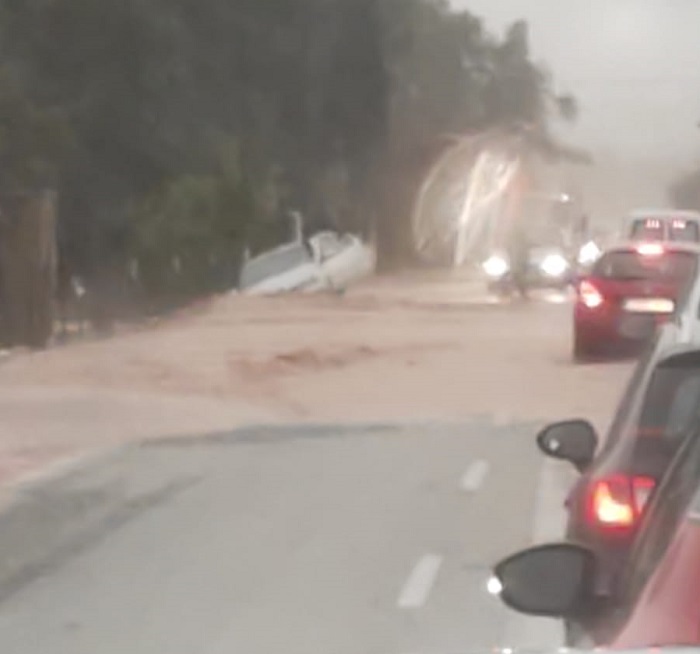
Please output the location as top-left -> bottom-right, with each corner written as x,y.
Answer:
506,221 -> 531,297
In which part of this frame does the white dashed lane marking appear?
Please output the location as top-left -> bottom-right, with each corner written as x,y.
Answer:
460,459 -> 490,492
397,554 -> 443,609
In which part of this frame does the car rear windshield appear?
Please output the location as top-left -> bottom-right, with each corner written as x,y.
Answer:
593,250 -> 697,285
637,362 -> 700,440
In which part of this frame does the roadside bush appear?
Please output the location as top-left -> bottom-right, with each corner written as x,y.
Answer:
129,166 -> 253,308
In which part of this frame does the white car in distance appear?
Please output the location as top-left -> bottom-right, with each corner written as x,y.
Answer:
238,231 -> 374,295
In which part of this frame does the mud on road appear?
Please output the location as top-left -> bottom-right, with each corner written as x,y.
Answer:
0,271 -> 634,490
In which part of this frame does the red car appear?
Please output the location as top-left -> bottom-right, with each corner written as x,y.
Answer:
491,411 -> 700,648
574,241 -> 700,359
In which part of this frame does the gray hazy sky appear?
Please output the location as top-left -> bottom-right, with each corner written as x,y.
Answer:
452,0 -> 700,166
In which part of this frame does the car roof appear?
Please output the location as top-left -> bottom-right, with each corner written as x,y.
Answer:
656,318 -> 700,350
654,342 -> 700,367
628,208 -> 700,221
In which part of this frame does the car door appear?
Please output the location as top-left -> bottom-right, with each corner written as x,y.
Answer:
595,420 -> 700,645
612,509 -> 700,648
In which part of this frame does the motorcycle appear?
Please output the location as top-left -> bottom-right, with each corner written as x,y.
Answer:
482,247 -> 574,299
482,259 -> 527,298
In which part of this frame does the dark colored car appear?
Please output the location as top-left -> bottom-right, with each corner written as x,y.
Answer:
573,241 -> 700,359
536,330 -> 700,641
492,399 -> 700,648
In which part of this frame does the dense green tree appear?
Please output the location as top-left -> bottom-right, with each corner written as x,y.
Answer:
0,0 -> 578,301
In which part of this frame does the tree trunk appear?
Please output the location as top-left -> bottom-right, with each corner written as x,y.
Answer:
0,191 -> 57,348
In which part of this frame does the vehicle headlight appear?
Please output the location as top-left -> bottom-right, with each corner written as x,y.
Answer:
540,253 -> 569,277
578,241 -> 601,265
483,255 -> 509,278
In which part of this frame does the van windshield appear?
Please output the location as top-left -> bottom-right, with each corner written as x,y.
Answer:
669,220 -> 700,242
631,219 -> 665,241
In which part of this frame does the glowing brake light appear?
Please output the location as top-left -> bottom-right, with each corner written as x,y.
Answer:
672,220 -> 687,229
588,475 -> 656,529
636,242 -> 664,257
579,280 -> 603,308
645,219 -> 661,229
593,480 -> 634,526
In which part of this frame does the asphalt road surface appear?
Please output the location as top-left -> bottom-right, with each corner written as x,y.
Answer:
0,423 -> 573,654
0,286 -> 618,654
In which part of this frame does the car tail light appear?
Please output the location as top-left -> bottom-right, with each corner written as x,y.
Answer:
579,280 -> 603,308
587,475 -> 656,529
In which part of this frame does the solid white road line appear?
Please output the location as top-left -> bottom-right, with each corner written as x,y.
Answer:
532,458 -> 570,542
502,459 -> 570,648
460,459 -> 490,492
397,554 -> 443,609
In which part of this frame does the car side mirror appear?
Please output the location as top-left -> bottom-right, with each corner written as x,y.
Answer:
537,419 -> 598,472
491,543 -> 596,618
